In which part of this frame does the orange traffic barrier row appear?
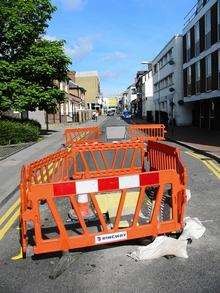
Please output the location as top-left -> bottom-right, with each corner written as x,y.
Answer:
26,140 -> 146,184
128,124 -> 166,142
65,126 -> 101,145
64,124 -> 166,146
19,137 -> 187,257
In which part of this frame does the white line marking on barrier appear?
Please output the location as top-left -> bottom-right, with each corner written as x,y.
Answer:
119,175 -> 140,189
76,179 -> 98,194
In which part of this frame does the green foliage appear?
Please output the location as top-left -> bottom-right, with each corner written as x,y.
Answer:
1,115 -> 41,130
0,0 -> 56,61
0,120 -> 40,145
0,78 -> 67,112
0,0 -> 71,114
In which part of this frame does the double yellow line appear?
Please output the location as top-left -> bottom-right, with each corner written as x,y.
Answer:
0,198 -> 20,240
0,160 -> 58,239
186,151 -> 220,180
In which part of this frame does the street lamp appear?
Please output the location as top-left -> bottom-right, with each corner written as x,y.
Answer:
141,61 -> 152,70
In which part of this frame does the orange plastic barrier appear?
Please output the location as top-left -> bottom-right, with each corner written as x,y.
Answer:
19,141 -> 187,257
64,124 -> 166,146
26,140 -> 146,184
67,140 -> 145,179
128,124 -> 166,142
148,140 -> 187,186
65,126 -> 101,145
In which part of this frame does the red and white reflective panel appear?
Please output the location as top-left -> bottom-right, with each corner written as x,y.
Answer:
53,172 -> 159,197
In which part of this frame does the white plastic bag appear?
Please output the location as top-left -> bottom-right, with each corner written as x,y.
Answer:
179,217 -> 206,240
128,236 -> 188,261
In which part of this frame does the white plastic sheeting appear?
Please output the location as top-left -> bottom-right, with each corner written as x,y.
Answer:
179,217 -> 206,240
128,236 -> 188,260
128,217 -> 206,261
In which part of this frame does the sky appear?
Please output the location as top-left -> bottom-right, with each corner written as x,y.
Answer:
47,0 -> 196,97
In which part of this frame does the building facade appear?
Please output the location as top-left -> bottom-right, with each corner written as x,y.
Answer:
47,71 -> 89,124
134,71 -> 147,118
141,69 -> 154,122
152,35 -> 192,126
126,84 -> 137,113
183,0 -> 220,130
75,71 -> 101,111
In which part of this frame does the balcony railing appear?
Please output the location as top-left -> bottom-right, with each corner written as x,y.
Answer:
184,0 -> 210,28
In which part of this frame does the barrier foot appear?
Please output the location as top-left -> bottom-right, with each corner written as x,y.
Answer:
49,251 -> 82,280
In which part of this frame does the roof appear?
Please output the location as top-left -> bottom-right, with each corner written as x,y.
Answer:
69,80 -> 86,92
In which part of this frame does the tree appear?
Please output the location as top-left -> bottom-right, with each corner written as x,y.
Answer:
0,0 -> 71,115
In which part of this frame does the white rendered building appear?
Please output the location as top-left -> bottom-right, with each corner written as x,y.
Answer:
152,35 -> 192,125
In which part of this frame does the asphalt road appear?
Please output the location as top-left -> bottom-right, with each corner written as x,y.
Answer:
0,116 -> 220,293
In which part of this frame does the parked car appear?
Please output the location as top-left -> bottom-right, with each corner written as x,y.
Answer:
122,109 -> 131,119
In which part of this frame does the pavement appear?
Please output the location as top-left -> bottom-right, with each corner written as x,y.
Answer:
166,126 -> 220,163
132,118 -> 220,162
0,116 -> 107,205
0,116 -> 220,292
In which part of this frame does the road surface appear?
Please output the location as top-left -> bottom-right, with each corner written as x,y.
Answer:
0,116 -> 219,293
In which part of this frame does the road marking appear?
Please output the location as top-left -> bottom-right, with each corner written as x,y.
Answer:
0,198 -> 20,226
0,208 -> 20,240
186,151 -> 220,180
206,160 -> 220,173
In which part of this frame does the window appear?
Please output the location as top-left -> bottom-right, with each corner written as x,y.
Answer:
218,50 -> 220,88
205,10 -> 211,34
195,21 -> 200,56
205,54 -> 212,77
205,9 -> 211,49
168,74 -> 173,85
164,54 -> 167,64
195,61 -> 200,94
183,69 -> 187,96
195,22 -> 200,43
205,54 -> 212,90
211,2 -> 218,45
187,67 -> 191,84
186,31 -> 191,61
218,0 -> 220,40
186,31 -> 191,49
195,62 -> 200,81
187,66 -> 192,96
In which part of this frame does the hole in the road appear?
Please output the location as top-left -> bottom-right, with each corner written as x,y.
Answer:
160,184 -> 173,222
39,201 -> 59,240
